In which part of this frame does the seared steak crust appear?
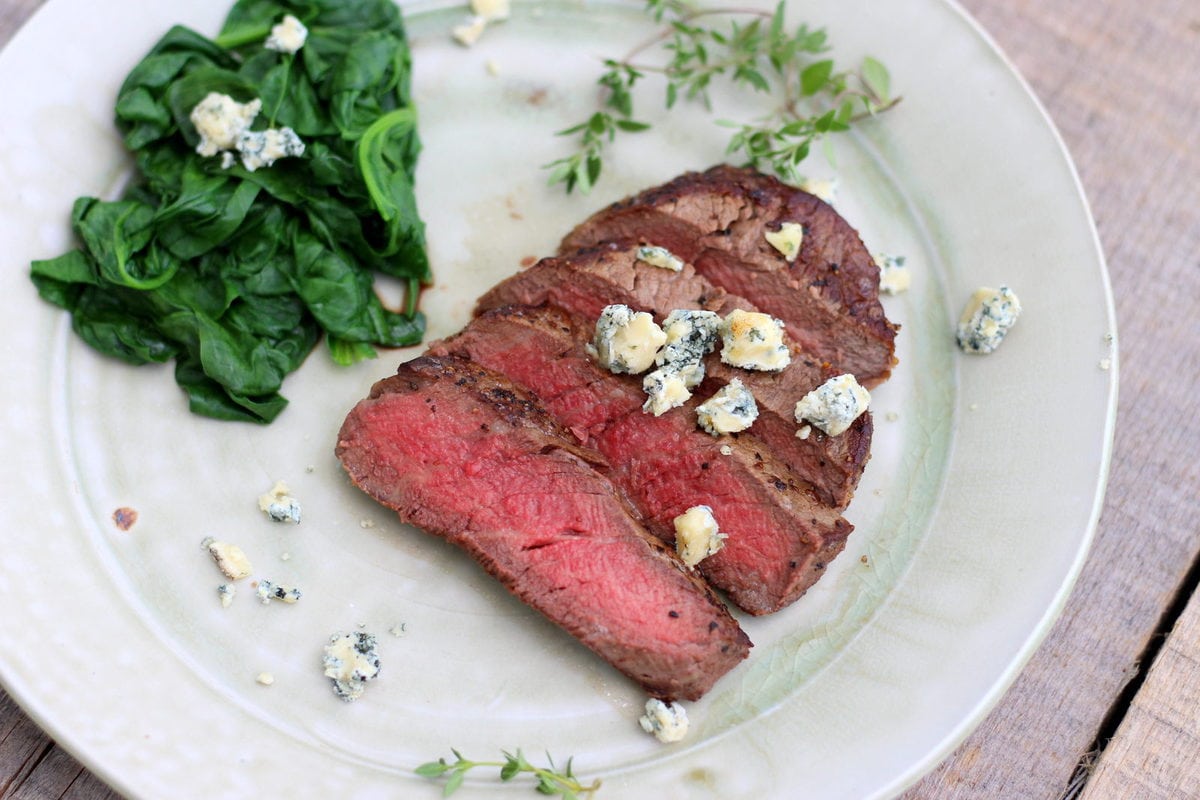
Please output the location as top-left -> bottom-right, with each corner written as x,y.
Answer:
431,307 -> 852,615
561,165 -> 898,386
476,241 -> 872,509
336,356 -> 751,700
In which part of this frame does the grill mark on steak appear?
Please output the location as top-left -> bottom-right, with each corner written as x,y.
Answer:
430,307 -> 852,615
337,356 -> 750,700
475,240 -> 871,509
560,164 -> 898,386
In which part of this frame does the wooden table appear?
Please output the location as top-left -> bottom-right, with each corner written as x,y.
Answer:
2,0 -> 1197,798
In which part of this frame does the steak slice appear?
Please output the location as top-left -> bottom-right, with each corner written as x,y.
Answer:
430,306 -> 852,615
560,165 -> 898,386
475,240 -> 872,509
336,356 -> 750,700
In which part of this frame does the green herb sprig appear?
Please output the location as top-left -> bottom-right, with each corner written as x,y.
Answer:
416,748 -> 600,798
545,0 -> 898,193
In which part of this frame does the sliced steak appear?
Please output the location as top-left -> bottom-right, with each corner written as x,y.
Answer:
475,241 -> 872,509
560,165 -> 898,386
336,355 -> 750,700
430,306 -> 852,615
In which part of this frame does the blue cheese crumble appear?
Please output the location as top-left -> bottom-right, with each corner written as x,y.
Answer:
875,253 -> 911,295
635,245 -> 685,272
259,480 -> 301,523
638,698 -> 689,743
452,0 -> 509,45
188,93 -> 305,172
255,579 -> 302,605
799,176 -> 838,204
217,583 -> 236,608
589,304 -> 667,375
190,93 -> 262,157
202,537 -> 253,580
673,505 -> 726,568
264,14 -> 308,53
719,309 -> 790,372
323,632 -> 381,701
794,374 -> 870,436
642,310 -> 721,416
237,127 -> 305,172
956,286 -> 1021,354
764,222 -> 804,262
696,378 -> 758,435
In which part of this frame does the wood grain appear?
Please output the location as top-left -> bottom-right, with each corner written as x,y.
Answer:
1081,586 -> 1200,799
1,0 -> 1198,798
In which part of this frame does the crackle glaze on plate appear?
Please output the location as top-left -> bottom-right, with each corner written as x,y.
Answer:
0,0 -> 1115,797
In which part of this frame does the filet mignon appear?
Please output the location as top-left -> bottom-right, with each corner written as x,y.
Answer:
430,306 -> 852,615
475,240 -> 872,509
560,165 -> 898,386
336,356 -> 751,700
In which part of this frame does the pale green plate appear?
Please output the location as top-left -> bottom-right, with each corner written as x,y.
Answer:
0,0 -> 1116,797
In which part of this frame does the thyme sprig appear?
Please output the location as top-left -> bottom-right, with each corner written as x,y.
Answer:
545,0 -> 899,192
416,748 -> 601,797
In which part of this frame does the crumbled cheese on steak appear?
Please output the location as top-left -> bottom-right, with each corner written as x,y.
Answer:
673,505 -> 726,568
794,374 -> 870,436
764,221 -> 804,261
590,304 -> 666,375
696,378 -> 758,435
642,310 -> 721,416
719,309 -> 790,372
635,245 -> 685,272
956,285 -> 1021,354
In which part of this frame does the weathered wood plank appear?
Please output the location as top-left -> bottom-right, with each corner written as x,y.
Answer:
904,0 -> 1200,796
1080,586 -> 1200,799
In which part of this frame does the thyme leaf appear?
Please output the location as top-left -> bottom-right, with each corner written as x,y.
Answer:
545,0 -> 899,192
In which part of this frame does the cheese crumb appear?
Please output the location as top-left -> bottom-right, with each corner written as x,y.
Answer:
639,698 -> 689,743
764,222 -> 804,262
719,309 -> 790,372
794,374 -> 870,436
323,632 -> 381,701
875,253 -> 911,295
256,672 -> 275,686
696,378 -> 758,435
202,538 -> 253,580
217,584 -> 236,608
255,580 -> 302,605
190,93 -> 261,157
237,127 -> 305,172
635,245 -> 685,272
956,286 -> 1021,354
799,176 -> 838,203
590,304 -> 667,375
259,480 -> 301,523
673,506 -> 726,568
264,14 -> 308,54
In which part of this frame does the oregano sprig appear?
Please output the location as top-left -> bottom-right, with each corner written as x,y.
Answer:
545,0 -> 899,192
415,748 -> 601,798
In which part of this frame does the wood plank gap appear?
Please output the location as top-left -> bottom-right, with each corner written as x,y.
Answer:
1059,548 -> 1200,799
0,740 -> 53,800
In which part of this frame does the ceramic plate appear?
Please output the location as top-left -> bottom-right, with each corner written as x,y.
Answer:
0,0 -> 1116,797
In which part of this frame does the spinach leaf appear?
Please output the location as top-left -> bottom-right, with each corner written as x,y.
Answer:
32,0 -> 429,424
